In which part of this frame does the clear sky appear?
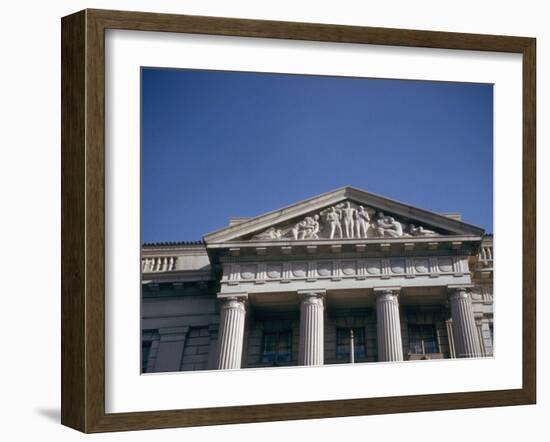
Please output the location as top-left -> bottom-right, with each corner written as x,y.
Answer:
141,68 -> 493,243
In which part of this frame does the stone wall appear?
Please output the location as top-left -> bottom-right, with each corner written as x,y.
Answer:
142,285 -> 219,373
142,284 -> 493,372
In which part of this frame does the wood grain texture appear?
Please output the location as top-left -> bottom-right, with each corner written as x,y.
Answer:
522,38 -> 536,404
61,8 -> 537,433
61,10 -> 86,432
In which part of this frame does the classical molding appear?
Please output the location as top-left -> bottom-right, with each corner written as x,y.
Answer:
374,287 -> 401,303
249,202 -> 445,242
374,286 -> 401,294
219,297 -> 247,312
297,289 -> 326,305
217,292 -> 248,301
203,186 -> 485,244
222,257 -> 470,286
447,284 -> 475,300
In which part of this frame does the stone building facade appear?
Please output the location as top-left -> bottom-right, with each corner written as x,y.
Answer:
141,187 -> 494,373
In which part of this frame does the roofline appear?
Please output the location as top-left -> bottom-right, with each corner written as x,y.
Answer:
206,234 -> 483,249
344,186 -> 485,232
202,185 -> 351,239
142,240 -> 204,248
203,185 -> 485,243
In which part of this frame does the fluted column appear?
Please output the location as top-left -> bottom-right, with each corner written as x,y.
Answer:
375,288 -> 403,362
298,291 -> 325,366
448,287 -> 482,358
216,295 -> 247,370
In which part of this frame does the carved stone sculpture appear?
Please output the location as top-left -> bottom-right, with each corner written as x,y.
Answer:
292,215 -> 320,240
327,207 -> 343,239
304,215 -> 320,239
342,202 -> 356,238
250,201 -> 440,241
408,224 -> 437,236
253,227 -> 282,240
355,205 -> 370,238
375,213 -> 403,237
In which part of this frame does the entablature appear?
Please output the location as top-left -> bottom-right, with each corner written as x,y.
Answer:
208,235 -> 482,263
220,254 -> 471,295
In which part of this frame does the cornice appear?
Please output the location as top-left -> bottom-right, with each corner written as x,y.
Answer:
203,186 -> 485,244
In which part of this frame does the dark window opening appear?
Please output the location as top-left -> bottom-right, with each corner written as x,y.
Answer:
261,331 -> 292,364
142,340 -> 152,373
408,324 -> 438,354
336,327 -> 366,361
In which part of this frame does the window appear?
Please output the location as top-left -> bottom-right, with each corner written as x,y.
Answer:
336,327 -> 366,361
180,327 -> 210,371
408,324 -> 438,354
261,331 -> 292,364
142,340 -> 152,373
141,329 -> 158,373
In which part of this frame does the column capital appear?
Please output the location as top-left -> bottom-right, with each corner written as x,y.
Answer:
218,291 -> 248,299
374,286 -> 401,300
447,284 -> 474,301
447,284 -> 474,292
218,292 -> 248,312
297,290 -> 326,305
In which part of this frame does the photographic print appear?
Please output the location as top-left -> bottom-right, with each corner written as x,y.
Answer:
140,68 -> 494,374
61,10 -> 535,431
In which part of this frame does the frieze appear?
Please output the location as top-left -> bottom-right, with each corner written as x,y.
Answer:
222,256 -> 469,284
250,200 -> 441,241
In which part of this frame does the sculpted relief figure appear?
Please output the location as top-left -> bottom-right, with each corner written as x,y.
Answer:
291,220 -> 307,240
292,215 -> 320,240
342,202 -> 356,238
253,227 -> 282,240
375,212 -> 404,237
305,215 -> 320,239
327,207 -> 343,239
251,202 -> 441,241
408,224 -> 437,236
355,205 -> 371,238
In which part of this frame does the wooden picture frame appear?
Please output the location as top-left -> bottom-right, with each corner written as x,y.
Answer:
61,8 -> 536,433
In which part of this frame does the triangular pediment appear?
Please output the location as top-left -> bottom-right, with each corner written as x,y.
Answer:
203,186 -> 484,244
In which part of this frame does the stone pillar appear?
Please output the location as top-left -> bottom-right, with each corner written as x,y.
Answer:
216,295 -> 247,370
375,288 -> 403,362
298,291 -> 325,366
476,318 -> 486,357
480,318 -> 494,356
448,287 -> 482,358
445,318 -> 456,358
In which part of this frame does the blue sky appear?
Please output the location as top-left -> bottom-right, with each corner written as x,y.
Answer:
141,68 -> 493,243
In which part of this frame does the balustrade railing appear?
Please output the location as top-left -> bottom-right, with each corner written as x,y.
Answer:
142,256 -> 177,272
478,245 -> 493,268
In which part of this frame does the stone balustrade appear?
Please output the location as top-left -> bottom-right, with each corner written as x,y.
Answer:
142,256 -> 177,272
478,245 -> 493,268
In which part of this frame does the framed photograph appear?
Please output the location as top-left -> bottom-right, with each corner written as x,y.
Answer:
61,9 -> 536,433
